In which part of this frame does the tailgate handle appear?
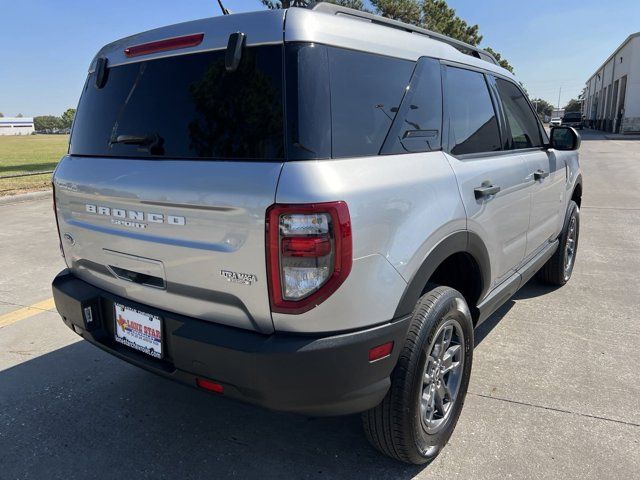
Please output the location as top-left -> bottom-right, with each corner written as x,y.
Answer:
107,265 -> 165,289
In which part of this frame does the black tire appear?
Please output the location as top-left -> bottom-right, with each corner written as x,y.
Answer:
538,200 -> 580,285
362,285 -> 474,464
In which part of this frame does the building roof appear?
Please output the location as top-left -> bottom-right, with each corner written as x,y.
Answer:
0,117 -> 34,123
586,32 -> 640,83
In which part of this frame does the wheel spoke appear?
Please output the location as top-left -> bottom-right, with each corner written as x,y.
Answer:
442,345 -> 461,374
434,382 -> 446,415
442,377 -> 453,401
439,326 -> 453,359
423,356 -> 436,385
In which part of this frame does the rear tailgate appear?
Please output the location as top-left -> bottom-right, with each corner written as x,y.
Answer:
54,11 -> 288,334
54,157 -> 281,333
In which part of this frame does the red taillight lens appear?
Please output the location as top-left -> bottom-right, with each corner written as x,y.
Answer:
196,378 -> 224,394
369,342 -> 394,362
124,33 -> 204,58
266,202 -> 352,314
281,236 -> 332,258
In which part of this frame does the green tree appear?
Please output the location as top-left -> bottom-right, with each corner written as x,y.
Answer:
530,98 -> 554,118
418,0 -> 481,45
60,108 -> 76,129
564,98 -> 581,112
260,0 -> 513,72
0,112 -> 4,117
34,115 -> 63,132
483,47 -> 513,73
16,113 -> 24,117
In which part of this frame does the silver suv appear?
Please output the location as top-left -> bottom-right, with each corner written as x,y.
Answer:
51,4 -> 583,465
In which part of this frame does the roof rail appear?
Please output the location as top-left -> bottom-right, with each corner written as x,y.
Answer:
310,2 -> 499,66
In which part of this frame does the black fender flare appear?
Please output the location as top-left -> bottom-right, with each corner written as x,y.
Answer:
393,231 -> 491,318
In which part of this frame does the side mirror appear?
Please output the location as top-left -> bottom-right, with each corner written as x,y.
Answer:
549,126 -> 581,151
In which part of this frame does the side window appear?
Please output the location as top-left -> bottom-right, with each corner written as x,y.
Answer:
495,78 -> 543,149
445,67 -> 501,155
328,47 -> 414,158
381,57 -> 443,154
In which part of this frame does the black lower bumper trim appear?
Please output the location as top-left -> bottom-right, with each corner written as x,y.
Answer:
52,270 -> 411,416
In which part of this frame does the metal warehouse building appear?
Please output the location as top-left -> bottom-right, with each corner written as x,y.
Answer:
583,32 -> 640,134
0,117 -> 35,135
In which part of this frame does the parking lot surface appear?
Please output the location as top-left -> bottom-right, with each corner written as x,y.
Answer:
1,130 -> 639,479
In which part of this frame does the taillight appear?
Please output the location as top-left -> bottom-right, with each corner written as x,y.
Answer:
266,202 -> 352,314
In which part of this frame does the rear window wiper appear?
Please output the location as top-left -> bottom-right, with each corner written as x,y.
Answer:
109,133 -> 165,155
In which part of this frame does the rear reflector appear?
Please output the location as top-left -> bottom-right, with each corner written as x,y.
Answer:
124,33 -> 204,58
196,378 -> 224,394
369,342 -> 394,362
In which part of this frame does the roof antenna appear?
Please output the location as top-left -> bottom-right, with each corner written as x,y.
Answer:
216,0 -> 230,15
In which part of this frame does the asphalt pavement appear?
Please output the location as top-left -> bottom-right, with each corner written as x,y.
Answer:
0,129 -> 638,479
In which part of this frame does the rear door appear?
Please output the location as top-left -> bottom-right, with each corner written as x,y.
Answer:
442,66 -> 531,289
492,77 -> 565,259
54,20 -> 286,334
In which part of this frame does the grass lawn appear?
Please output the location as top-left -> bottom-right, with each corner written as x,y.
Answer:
0,134 -> 69,195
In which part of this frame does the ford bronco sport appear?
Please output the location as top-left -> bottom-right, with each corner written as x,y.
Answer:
51,4 -> 583,464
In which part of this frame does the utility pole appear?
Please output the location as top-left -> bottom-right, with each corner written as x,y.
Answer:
557,86 -> 562,113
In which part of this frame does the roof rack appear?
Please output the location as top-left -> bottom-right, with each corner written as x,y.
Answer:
310,2 -> 499,67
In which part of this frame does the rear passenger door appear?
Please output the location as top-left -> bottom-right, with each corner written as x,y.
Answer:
492,77 -> 565,259
442,66 -> 532,289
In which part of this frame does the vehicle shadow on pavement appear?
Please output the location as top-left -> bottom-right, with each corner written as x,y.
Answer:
474,279 -> 555,346
0,340 -> 424,479
474,300 -> 514,346
1,282 -> 549,479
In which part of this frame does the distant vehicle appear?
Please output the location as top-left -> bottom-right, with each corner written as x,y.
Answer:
51,3 -> 583,465
550,117 -> 562,127
562,112 -> 583,130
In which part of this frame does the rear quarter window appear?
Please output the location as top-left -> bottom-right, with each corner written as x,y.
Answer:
328,48 -> 415,158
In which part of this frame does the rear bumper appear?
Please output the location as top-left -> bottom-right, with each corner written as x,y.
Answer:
52,270 -> 411,416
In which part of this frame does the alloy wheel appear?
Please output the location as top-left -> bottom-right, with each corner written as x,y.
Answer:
419,318 -> 465,434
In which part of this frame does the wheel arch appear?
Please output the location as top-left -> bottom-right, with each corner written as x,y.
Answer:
571,174 -> 583,207
393,231 -> 491,323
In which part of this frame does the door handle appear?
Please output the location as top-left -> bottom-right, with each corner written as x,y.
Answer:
534,169 -> 549,181
474,184 -> 501,199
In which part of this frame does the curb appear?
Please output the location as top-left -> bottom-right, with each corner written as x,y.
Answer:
0,189 -> 52,206
604,135 -> 640,140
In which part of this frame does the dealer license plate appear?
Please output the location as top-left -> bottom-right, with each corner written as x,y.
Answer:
114,303 -> 162,359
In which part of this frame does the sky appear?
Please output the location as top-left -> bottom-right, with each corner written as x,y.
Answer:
1,0 -> 638,117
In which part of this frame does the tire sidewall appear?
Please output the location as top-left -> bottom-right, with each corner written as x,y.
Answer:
408,291 -> 474,461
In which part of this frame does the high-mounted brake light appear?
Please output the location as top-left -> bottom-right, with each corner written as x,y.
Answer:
124,33 -> 204,58
266,202 -> 352,314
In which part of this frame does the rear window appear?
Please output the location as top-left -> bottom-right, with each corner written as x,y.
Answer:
70,45 -> 284,160
72,43 -> 444,161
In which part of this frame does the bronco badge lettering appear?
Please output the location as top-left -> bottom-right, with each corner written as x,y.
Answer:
85,204 -> 186,226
